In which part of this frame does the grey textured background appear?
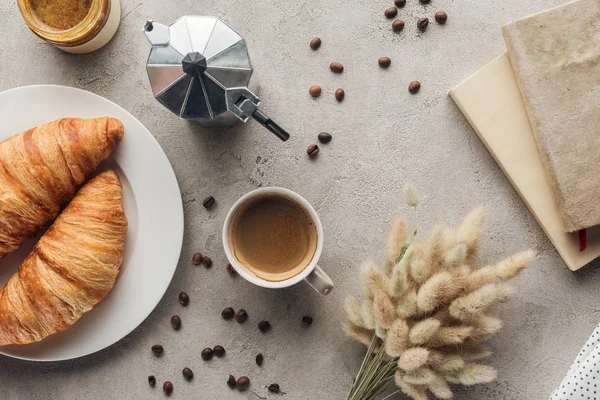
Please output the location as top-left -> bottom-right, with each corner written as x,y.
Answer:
0,0 -> 598,399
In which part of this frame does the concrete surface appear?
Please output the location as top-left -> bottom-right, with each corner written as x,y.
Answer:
0,0 -> 598,399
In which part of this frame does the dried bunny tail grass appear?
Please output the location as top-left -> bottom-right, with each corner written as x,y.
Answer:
374,291 -> 396,329
452,264 -> 472,280
362,299 -> 376,329
444,244 -> 467,268
409,318 -> 441,345
428,373 -> 453,399
403,366 -> 436,385
398,347 -> 430,372
343,322 -> 373,346
344,296 -> 364,327
428,351 -> 465,373
444,363 -> 497,386
403,182 -> 420,207
409,248 -> 433,285
387,216 -> 408,266
395,372 -> 428,400
417,271 -> 460,313
495,250 -> 535,280
427,326 -> 474,347
470,315 -> 503,337
360,261 -> 389,298
455,206 -> 485,262
389,245 -> 414,297
449,283 -> 515,321
464,265 -> 497,293
397,288 -> 418,319
426,223 -> 452,272
436,344 -> 493,362
375,324 -> 387,340
384,319 -> 409,357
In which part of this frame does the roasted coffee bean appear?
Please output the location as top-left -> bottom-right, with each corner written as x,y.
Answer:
256,353 -> 264,366
201,347 -> 214,360
268,384 -> 281,393
318,132 -> 332,144
201,255 -> 212,268
378,57 -> 392,68
408,81 -> 421,94
222,307 -> 235,320
151,344 -> 164,355
329,62 -> 344,73
182,367 -> 194,381
236,376 -> 250,391
258,320 -> 271,333
309,85 -> 322,97
395,0 -> 406,7
163,381 -> 173,396
384,7 -> 398,19
392,19 -> 405,32
192,252 -> 203,265
307,144 -> 319,157
309,37 -> 321,50
435,11 -> 448,24
302,316 -> 313,326
214,345 -> 226,357
226,263 -> 237,276
148,375 -> 156,387
235,309 -> 248,323
171,315 -> 181,330
227,375 -> 236,389
202,195 -> 216,209
417,17 -> 429,31
420,0 -> 431,3
179,292 -> 189,306
335,88 -> 345,102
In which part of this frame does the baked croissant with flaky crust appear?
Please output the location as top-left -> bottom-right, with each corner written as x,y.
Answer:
0,170 -> 127,346
0,117 -> 124,260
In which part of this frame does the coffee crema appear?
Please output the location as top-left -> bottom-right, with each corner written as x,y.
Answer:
231,195 -> 318,282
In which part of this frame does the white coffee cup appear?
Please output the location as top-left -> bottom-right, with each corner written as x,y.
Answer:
223,187 -> 334,295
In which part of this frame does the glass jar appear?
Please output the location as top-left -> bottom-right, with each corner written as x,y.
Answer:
17,0 -> 121,54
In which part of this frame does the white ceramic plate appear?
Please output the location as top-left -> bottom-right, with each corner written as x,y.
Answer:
0,85 -> 183,361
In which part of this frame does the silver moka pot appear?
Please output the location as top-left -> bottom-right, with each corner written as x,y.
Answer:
143,17 -> 289,141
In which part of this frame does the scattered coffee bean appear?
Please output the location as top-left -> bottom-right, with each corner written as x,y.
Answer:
435,11 -> 448,24
192,252 -> 203,265
302,316 -> 314,326
420,0 -> 431,3
226,263 -> 237,276
236,376 -> 251,391
268,384 -> 281,394
235,309 -> 248,323
378,57 -> 392,68
384,7 -> 398,19
329,62 -> 344,73
258,320 -> 272,333
202,195 -> 216,209
151,344 -> 164,355
408,81 -> 421,94
307,144 -> 319,157
417,17 -> 429,31
171,315 -> 181,330
148,375 -> 156,387
201,255 -> 212,268
395,0 -> 406,7
318,132 -> 332,144
309,37 -> 321,50
309,85 -> 322,97
335,88 -> 345,102
222,307 -> 235,320
227,375 -> 236,389
182,367 -> 194,381
163,381 -> 173,396
214,345 -> 226,357
179,292 -> 189,306
392,19 -> 405,32
201,347 -> 214,360
256,353 -> 264,366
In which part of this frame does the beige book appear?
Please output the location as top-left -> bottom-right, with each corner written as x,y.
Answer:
449,54 -> 600,271
502,0 -> 600,232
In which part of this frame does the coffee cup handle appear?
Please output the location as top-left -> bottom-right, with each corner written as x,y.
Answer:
304,266 -> 334,295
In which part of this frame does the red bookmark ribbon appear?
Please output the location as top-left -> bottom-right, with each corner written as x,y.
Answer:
579,229 -> 587,252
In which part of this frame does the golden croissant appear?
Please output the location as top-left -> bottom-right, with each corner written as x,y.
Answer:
0,170 -> 127,346
0,117 -> 124,260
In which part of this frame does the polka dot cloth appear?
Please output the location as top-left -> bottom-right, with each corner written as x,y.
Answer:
552,326 -> 600,399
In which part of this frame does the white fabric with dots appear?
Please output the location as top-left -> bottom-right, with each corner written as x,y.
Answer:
551,326 -> 600,399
